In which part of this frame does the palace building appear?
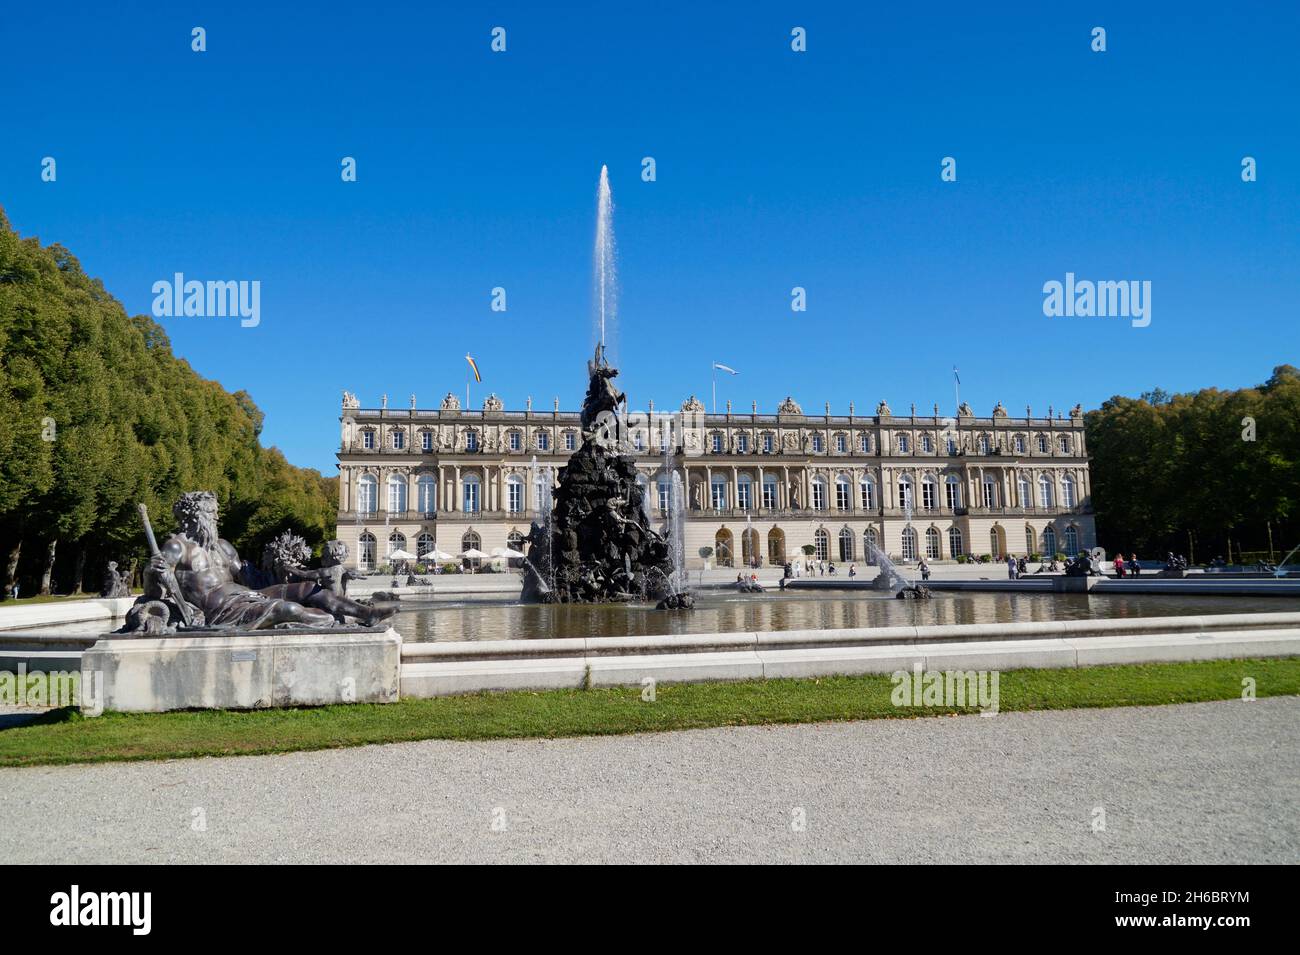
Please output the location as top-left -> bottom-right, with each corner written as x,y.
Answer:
334,391 -> 1095,571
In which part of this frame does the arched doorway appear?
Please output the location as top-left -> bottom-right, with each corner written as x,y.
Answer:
714,528 -> 734,567
741,527 -> 760,567
990,525 -> 1007,558
767,527 -> 786,565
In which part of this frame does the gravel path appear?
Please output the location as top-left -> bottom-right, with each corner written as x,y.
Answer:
2,697 -> 1296,864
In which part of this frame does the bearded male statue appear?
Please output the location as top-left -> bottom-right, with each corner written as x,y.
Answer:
122,491 -> 396,633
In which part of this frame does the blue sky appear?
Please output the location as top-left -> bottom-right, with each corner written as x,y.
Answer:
3,1 -> 1297,472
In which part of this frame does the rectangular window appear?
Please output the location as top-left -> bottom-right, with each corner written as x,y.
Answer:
738,482 -> 752,511
737,434 -> 749,453
392,431 -> 404,450
712,434 -> 722,453
463,482 -> 479,513
508,483 -> 523,513
859,434 -> 870,452
421,431 -> 432,452
835,434 -> 846,453
509,432 -> 521,451
836,482 -> 850,510
946,481 -> 960,510
763,434 -> 774,453
983,482 -> 996,507
762,480 -> 777,509
466,432 -> 478,451
564,432 -> 576,451
812,435 -> 823,452
922,482 -> 935,510
537,432 -> 549,451
860,481 -> 874,510
658,482 -> 670,512
812,482 -> 826,511
362,431 -> 374,449
711,482 -> 727,510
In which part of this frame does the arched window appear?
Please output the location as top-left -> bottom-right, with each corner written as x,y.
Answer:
835,474 -> 851,511
864,528 -> 878,564
506,474 -> 525,513
901,527 -> 918,561
387,531 -> 406,558
387,474 -> 407,514
417,474 -> 437,515
417,532 -> 436,559
990,527 -> 1004,558
945,474 -> 961,510
982,476 -> 998,508
461,531 -> 482,568
859,476 -> 876,510
358,532 -> 376,570
507,530 -> 525,552
925,527 -> 941,560
1038,474 -> 1054,508
462,473 -> 481,513
1018,475 -> 1031,508
947,526 -> 964,558
1042,525 -> 1058,557
357,474 -> 378,514
737,474 -> 754,512
710,476 -> 728,511
921,475 -> 937,511
1064,526 -> 1080,557
767,528 -> 786,565
838,527 -> 854,561
810,476 -> 828,511
1025,525 -> 1037,554
742,527 -> 760,566
1061,474 -> 1076,508
898,475 -> 913,511
814,528 -> 830,560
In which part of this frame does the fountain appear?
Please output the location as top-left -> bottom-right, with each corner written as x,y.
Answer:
866,541 -> 931,600
520,167 -> 691,608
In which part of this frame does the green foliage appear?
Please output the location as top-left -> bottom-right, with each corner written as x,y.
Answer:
1087,366 -> 1300,557
0,208 -> 337,595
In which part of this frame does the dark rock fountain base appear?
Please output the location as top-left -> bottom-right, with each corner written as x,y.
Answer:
520,344 -> 687,607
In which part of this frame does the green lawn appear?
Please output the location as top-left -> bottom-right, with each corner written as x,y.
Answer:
1,657 -> 1295,768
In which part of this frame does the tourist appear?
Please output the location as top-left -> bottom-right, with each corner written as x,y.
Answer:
1017,556 -> 1028,577
919,558 -> 931,581
1114,552 -> 1125,578
783,561 -> 792,579
848,564 -> 856,578
828,563 -> 836,575
1130,553 -> 1141,576
1007,554 -> 1017,579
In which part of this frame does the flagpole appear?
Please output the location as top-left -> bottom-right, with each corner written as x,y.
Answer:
953,366 -> 961,414
712,361 -> 717,415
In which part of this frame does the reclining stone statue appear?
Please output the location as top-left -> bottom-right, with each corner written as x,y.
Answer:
119,492 -> 397,634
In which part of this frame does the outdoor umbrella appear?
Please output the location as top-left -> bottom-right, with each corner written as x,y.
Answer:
387,549 -> 416,561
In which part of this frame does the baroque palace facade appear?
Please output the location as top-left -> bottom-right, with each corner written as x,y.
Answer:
334,391 -> 1096,571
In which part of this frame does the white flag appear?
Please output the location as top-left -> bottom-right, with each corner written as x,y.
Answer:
713,362 -> 738,375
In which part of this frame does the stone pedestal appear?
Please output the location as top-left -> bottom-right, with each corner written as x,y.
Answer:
79,627 -> 400,715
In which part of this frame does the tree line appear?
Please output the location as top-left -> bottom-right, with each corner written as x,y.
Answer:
1086,365 -> 1299,564
0,207 -> 337,598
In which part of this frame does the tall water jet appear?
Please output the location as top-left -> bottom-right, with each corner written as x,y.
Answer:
593,165 -> 618,357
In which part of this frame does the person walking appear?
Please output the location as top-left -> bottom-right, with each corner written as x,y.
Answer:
919,557 -> 931,581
